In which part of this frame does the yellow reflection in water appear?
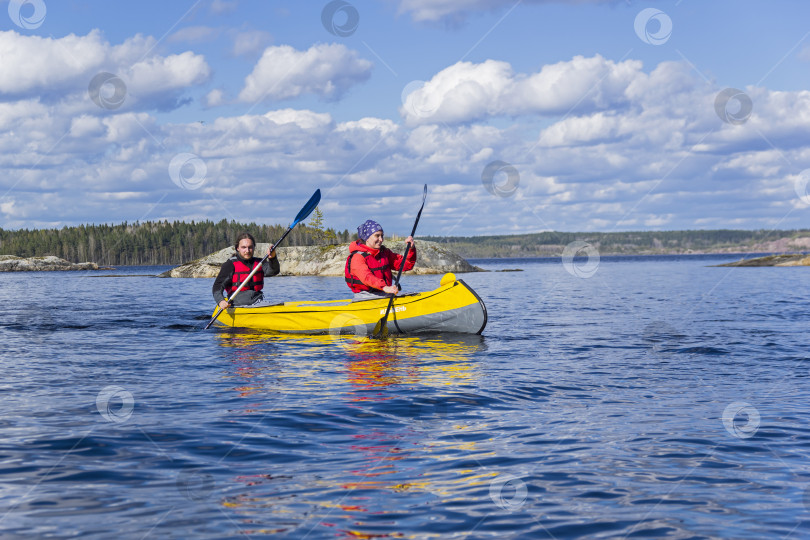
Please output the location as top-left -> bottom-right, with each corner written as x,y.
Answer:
214,331 -> 490,535
216,330 -> 487,396
342,334 -> 485,391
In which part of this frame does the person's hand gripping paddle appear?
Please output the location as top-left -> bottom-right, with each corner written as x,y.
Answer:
372,184 -> 427,339
204,189 -> 321,330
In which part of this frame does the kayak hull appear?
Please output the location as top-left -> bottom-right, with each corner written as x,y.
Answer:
213,273 -> 486,335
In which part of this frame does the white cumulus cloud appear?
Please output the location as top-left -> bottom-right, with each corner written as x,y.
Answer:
238,43 -> 372,103
125,51 -> 211,100
401,55 -> 641,125
0,30 -> 107,96
205,88 -> 226,107
0,30 -> 211,112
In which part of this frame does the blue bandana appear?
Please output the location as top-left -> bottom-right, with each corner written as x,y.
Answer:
357,219 -> 382,241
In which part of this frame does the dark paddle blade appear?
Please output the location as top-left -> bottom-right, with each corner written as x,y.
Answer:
291,189 -> 321,228
371,299 -> 393,338
204,306 -> 226,330
371,184 -> 427,339
204,189 -> 321,330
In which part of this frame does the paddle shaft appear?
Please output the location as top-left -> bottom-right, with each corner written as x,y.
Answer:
392,215 -> 421,288
373,185 -> 427,338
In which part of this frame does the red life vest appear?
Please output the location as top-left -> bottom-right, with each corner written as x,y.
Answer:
225,257 -> 263,295
344,247 -> 393,293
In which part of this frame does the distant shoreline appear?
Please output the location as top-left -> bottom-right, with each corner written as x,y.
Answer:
3,222 -> 810,265
469,251 -> 799,260
3,251 -> 799,271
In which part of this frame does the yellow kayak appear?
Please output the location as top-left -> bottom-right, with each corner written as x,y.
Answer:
212,273 -> 487,335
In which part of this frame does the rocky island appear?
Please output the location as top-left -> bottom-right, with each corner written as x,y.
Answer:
0,255 -> 100,271
159,240 -> 483,278
714,253 -> 810,267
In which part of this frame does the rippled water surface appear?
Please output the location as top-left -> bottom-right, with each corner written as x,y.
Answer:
2,255 -> 810,539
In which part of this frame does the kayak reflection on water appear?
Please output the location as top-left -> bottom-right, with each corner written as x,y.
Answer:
213,330 -> 493,536
215,330 -> 487,396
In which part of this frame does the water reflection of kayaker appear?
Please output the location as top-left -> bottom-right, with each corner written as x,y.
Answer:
345,219 -> 417,301
212,233 -> 280,309
344,339 -> 409,390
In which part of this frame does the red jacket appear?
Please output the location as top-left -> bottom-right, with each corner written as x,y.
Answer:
344,240 -> 416,293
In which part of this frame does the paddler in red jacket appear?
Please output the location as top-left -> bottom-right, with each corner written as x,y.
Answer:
212,232 -> 280,309
344,219 -> 416,301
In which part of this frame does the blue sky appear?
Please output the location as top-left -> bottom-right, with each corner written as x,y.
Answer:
2,0 -> 810,237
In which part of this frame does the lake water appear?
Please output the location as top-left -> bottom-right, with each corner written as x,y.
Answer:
1,254 -> 809,539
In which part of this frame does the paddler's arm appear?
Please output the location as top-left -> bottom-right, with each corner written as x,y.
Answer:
403,236 -> 416,270
213,260 -> 234,310
263,244 -> 280,277
391,236 -> 417,273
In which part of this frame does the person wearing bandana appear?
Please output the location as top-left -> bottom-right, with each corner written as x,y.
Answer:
344,219 -> 417,300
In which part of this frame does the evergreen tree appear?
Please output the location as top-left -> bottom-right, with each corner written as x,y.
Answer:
307,207 -> 338,245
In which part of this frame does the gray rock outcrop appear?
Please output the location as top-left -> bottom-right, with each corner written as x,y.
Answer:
713,254 -> 810,267
0,255 -> 99,272
159,240 -> 483,278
